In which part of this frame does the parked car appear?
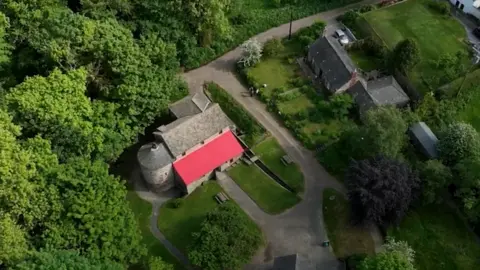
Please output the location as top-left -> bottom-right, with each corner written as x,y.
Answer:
474,27 -> 480,39
335,29 -> 349,45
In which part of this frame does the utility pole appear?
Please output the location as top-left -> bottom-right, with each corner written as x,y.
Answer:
288,8 -> 293,40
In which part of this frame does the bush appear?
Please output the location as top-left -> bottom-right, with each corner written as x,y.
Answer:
169,198 -> 184,209
339,10 -> 359,29
263,38 -> 284,58
438,122 -> 480,165
419,160 -> 452,205
428,0 -> 450,15
390,38 -> 420,73
358,4 -> 376,13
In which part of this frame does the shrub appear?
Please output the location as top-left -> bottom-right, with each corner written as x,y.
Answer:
419,160 -> 452,205
339,10 -> 359,29
428,0 -> 450,16
438,122 -> 480,165
390,38 -> 420,73
263,38 -> 284,58
170,198 -> 184,209
358,4 -> 375,13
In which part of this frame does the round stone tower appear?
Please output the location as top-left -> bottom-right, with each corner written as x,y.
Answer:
137,142 -> 174,192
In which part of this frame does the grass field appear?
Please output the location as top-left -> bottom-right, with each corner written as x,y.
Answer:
157,182 -> 223,252
388,203 -> 480,270
277,90 -> 314,115
253,137 -> 305,193
322,188 -> 375,258
126,191 -> 184,270
361,0 -> 470,92
247,58 -> 297,97
228,163 -> 300,214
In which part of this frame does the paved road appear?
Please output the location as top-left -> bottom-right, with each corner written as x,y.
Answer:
182,1 -> 382,268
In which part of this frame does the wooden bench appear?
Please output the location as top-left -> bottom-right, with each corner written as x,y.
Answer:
215,192 -> 229,204
281,155 -> 293,165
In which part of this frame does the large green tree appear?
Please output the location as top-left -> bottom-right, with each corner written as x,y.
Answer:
42,158 -> 145,264
453,157 -> 480,222
188,204 -> 262,270
0,12 -> 11,66
0,214 -> 29,266
6,68 -> 102,161
13,250 -> 123,270
419,160 -> 452,204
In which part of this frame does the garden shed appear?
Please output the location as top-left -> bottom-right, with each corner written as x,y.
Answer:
409,122 -> 439,159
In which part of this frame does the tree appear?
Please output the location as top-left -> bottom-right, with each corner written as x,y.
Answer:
415,92 -> 456,131
453,157 -> 480,222
148,256 -> 174,270
359,238 -> 416,270
328,93 -> 354,119
359,251 -> 415,270
42,158 -> 145,264
6,68 -> 102,161
438,122 -> 480,165
263,38 -> 284,58
419,160 -> 452,204
188,204 -> 262,270
0,214 -> 28,266
353,106 -> 408,160
13,250 -> 123,270
238,38 -> 262,68
0,12 -> 11,66
346,155 -> 421,225
391,38 -> 420,73
427,52 -> 466,86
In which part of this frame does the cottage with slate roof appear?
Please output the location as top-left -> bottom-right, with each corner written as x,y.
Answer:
137,92 -> 245,194
306,36 -> 410,112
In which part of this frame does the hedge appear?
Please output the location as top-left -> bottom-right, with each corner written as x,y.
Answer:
205,82 -> 266,145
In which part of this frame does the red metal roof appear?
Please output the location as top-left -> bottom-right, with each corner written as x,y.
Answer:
173,130 -> 244,185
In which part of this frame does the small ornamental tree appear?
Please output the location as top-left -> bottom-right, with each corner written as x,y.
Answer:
359,238 -> 416,270
438,122 -> 480,165
391,38 -> 420,73
346,155 -> 421,225
238,38 -> 262,68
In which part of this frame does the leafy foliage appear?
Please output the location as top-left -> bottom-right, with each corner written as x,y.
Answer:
359,237 -> 416,270
13,250 -> 123,270
263,38 -> 284,58
438,122 -> 480,165
427,0 -> 450,16
453,157 -> 480,223
148,256 -> 174,270
390,38 -> 420,73
0,214 -> 28,266
346,155 -> 421,225
188,203 -> 262,270
419,160 -> 452,205
352,107 -> 408,160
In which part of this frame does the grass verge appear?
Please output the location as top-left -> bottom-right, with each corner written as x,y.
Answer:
388,203 -> 480,270
228,163 -> 300,214
126,191 -> 184,270
322,188 -> 375,258
252,137 -> 305,193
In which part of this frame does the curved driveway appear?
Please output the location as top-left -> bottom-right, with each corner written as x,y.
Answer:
182,1 -> 379,268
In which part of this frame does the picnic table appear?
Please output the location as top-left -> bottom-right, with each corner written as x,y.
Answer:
281,155 -> 293,165
215,192 -> 229,204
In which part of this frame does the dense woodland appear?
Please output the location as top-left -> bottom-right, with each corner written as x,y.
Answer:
0,0 -> 361,268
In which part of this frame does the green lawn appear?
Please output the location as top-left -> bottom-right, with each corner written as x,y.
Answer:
157,182 -> 222,252
277,90 -> 314,115
228,163 -> 300,214
388,203 -> 480,270
362,0 -> 470,92
252,137 -> 305,193
322,188 -> 375,259
247,58 -> 297,97
347,49 -> 381,71
157,182 -> 263,255
300,120 -> 348,146
126,191 -> 184,270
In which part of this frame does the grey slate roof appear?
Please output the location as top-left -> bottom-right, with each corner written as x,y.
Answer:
169,92 -> 211,119
308,36 -> 356,91
137,142 -> 173,170
347,76 -> 409,113
409,122 -> 439,158
273,254 -> 299,270
367,76 -> 410,106
159,103 -> 233,157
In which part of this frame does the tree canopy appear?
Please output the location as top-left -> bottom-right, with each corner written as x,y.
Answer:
188,203 -> 262,270
359,238 -> 416,270
346,155 -> 421,225
438,122 -> 480,166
